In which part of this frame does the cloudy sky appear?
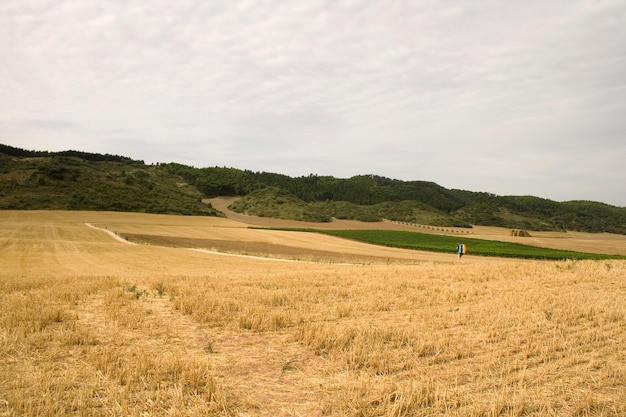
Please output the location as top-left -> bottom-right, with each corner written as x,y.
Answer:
1,0 -> 625,206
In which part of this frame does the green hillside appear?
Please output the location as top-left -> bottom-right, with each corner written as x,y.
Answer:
2,144 -> 625,234
0,145 -> 221,216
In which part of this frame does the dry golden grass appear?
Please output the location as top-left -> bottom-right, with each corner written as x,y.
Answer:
1,210 -> 625,416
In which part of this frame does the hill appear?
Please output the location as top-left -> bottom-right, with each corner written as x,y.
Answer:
0,144 -> 220,216
2,143 -> 625,234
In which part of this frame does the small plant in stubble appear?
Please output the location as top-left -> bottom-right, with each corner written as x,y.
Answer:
123,284 -> 148,299
282,361 -> 296,373
154,281 -> 164,297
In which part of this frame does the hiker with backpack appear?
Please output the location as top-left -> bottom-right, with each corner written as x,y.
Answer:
457,242 -> 466,262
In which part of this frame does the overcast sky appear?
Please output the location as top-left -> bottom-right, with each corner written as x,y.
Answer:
1,0 -> 625,206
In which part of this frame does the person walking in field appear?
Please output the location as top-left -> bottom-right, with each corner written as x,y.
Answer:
457,242 -> 466,262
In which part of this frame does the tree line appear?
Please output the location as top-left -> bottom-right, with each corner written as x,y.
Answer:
0,144 -> 140,164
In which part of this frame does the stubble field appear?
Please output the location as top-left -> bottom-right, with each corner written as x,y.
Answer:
1,209 -> 625,416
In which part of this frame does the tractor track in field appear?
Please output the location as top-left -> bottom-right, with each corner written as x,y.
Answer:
72,282 -> 328,416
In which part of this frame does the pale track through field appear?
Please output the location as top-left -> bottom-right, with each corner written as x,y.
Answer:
86,222 -> 360,265
71,282 -> 328,416
85,223 -> 137,245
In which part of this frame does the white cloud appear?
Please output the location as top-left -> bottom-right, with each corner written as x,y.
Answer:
1,0 -> 625,206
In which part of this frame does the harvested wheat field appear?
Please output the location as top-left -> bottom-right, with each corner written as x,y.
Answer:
1,210 -> 625,417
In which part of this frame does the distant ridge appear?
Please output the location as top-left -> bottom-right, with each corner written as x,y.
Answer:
2,143 -> 625,234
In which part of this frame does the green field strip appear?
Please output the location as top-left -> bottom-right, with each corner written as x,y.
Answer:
268,228 -> 626,260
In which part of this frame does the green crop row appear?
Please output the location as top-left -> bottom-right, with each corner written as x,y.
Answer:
274,229 -> 626,260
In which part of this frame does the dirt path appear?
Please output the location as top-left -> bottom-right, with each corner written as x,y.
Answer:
85,223 -> 137,245
141,294 -> 327,415
88,217 -> 446,264
87,222 -> 361,264
72,284 -> 327,416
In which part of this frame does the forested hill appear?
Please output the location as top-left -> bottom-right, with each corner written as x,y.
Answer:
0,144 -> 220,216
165,163 -> 626,234
2,144 -> 625,234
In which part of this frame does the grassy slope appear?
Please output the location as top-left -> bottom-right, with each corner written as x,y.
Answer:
0,153 -> 221,216
228,186 -> 626,234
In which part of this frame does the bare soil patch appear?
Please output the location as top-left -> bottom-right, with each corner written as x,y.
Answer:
124,233 -> 423,264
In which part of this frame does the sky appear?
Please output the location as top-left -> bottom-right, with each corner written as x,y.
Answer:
1,0 -> 625,207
